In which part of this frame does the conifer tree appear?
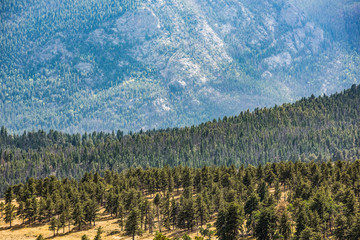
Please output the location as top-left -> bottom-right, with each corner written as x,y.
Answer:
94,227 -> 103,240
161,193 -> 171,230
81,235 -> 90,240
0,202 -> 4,218
73,202 -> 85,230
4,187 -> 14,204
279,211 -> 292,240
35,235 -> 45,240
4,203 -> 16,227
49,217 -> 58,236
125,207 -> 142,240
334,214 -> 348,240
195,195 -> 209,227
254,206 -> 277,240
154,193 -> 162,232
215,202 -> 244,240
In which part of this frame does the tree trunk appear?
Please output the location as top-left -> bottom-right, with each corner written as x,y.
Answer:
157,207 -> 161,232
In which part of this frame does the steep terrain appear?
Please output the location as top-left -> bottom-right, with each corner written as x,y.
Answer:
1,85 -> 360,194
1,0 -> 359,133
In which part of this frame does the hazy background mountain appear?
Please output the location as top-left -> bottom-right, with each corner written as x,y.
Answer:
1,0 -> 359,133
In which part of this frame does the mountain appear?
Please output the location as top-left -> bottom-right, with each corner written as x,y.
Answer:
1,0 -> 359,133
1,84 -> 360,194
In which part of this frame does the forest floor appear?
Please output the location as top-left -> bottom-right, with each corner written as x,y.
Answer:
0,188 -> 288,240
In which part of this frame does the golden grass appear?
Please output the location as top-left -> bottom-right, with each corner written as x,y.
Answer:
0,206 -> 209,240
0,186 -> 288,240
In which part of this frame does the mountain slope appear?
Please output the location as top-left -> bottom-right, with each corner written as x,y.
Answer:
1,84 -> 360,194
1,0 -> 359,133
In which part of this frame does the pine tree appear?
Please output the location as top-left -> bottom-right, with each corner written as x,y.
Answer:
35,235 -> 45,240
94,227 -> 103,240
153,232 -> 171,240
154,193 -> 162,232
73,202 -> 85,230
125,207 -> 142,240
215,202 -> 244,240
295,206 -> 309,237
59,212 -> 66,233
170,199 -> 178,230
254,206 -> 278,240
161,193 -> 171,230
195,195 -> 209,227
0,202 -> 4,218
334,214 -> 348,240
4,187 -> 14,204
4,203 -> 16,227
17,201 -> 25,224
84,199 -> 99,226
348,214 -> 360,240
279,211 -> 292,240
49,217 -> 58,236
81,235 -> 90,240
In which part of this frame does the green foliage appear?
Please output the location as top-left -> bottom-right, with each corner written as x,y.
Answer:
182,234 -> 192,240
254,206 -> 277,240
0,0 -> 359,143
125,207 -> 142,240
199,224 -> 214,240
215,202 -> 244,240
81,235 -> 90,240
279,211 -> 292,240
4,203 -> 16,227
153,232 -> 171,240
1,85 -> 360,196
3,160 -> 360,239
35,235 -> 45,240
49,217 -> 58,236
94,227 -> 103,240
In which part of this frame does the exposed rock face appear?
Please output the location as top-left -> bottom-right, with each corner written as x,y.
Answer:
1,0 -> 359,133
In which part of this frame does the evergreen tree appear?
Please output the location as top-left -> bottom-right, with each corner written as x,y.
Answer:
81,235 -> 90,240
0,202 -> 4,218
279,211 -> 292,240
35,235 -> 45,240
215,202 -> 244,240
154,193 -> 162,232
94,227 -> 103,240
195,195 -> 209,227
161,193 -> 171,230
254,206 -> 277,240
84,199 -> 99,226
73,202 -> 85,230
125,207 -> 142,240
153,232 -> 171,240
49,217 -> 58,236
4,203 -> 16,227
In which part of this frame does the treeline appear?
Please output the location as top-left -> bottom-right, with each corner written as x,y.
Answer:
2,161 -> 360,239
1,85 -> 360,195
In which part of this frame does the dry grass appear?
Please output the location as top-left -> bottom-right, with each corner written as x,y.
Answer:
0,186 -> 289,240
0,203 -> 209,240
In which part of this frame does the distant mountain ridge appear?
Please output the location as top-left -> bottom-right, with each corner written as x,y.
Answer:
1,0 -> 359,133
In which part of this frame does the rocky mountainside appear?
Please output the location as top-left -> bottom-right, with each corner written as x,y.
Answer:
1,0 -> 359,133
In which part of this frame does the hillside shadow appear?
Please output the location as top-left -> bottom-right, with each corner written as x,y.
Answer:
0,223 -> 28,231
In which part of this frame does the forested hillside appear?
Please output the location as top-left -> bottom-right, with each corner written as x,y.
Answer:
1,0 -> 359,133
1,85 -> 360,195
2,161 -> 360,239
